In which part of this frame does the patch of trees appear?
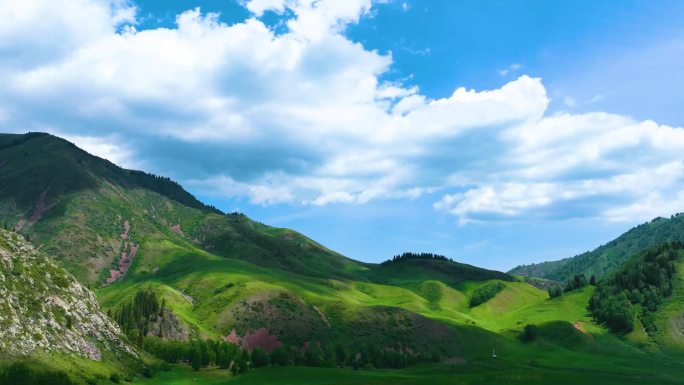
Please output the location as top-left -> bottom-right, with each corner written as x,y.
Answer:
547,285 -> 564,299
589,242 -> 681,334
547,274 -> 596,298
142,337 -> 248,374
0,362 -> 74,385
142,337 -> 438,374
519,324 -> 539,343
381,252 -> 451,265
564,274 -> 591,292
469,281 -> 506,307
110,289 -> 165,346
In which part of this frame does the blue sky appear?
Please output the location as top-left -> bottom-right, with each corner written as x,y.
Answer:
2,0 -> 684,270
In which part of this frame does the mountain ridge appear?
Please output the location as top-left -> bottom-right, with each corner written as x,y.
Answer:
509,214 -> 684,282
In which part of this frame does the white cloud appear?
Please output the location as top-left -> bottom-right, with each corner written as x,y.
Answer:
59,133 -> 139,169
498,63 -> 522,77
1,0 -> 683,224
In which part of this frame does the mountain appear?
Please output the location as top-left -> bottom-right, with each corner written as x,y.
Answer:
0,132 -> 362,286
4,132 -> 684,384
509,214 -> 684,282
0,132 -> 513,355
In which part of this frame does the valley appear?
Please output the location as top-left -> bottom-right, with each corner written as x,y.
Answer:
1,133 -> 684,384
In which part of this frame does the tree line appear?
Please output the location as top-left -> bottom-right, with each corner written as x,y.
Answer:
0,362 -> 74,385
589,242 -> 681,334
547,273 -> 595,298
142,336 -> 439,373
381,252 -> 451,265
111,289 -> 440,375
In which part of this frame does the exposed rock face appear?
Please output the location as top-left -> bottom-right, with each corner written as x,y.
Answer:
0,229 -> 135,360
146,307 -> 191,341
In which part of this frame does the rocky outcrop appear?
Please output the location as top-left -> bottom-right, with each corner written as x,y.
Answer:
146,307 -> 191,341
0,229 -> 136,360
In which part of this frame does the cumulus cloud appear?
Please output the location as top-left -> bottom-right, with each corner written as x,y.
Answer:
1,0 -> 683,224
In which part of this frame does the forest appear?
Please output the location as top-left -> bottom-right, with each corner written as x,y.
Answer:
589,242 -> 681,333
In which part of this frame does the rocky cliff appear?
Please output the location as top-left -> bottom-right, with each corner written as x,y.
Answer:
0,229 -> 135,360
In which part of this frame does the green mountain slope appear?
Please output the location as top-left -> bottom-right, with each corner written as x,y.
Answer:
4,132 -> 684,384
509,214 -> 684,281
0,132 -> 516,357
0,132 -> 364,285
588,242 -> 684,353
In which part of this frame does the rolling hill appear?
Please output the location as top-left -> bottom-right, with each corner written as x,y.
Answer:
0,132 -> 518,356
3,132 -> 684,384
509,214 -> 684,282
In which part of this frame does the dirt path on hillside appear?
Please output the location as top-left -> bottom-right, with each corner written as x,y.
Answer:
573,320 -> 592,336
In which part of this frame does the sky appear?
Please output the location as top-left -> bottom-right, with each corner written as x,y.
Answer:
1,0 -> 684,271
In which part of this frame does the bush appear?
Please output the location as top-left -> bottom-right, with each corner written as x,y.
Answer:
251,348 -> 270,368
0,362 -> 75,385
470,281 -> 506,307
547,286 -> 563,299
520,324 -> 539,343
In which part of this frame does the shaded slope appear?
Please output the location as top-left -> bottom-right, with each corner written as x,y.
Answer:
366,257 -> 513,286
510,214 -> 684,281
0,132 -> 363,284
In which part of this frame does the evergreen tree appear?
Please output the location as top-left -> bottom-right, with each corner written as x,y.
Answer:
251,348 -> 269,368
230,361 -> 240,376
270,346 -> 289,366
334,344 -> 347,366
191,344 -> 203,371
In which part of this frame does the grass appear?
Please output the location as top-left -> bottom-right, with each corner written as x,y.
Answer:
5,132 -> 684,383
131,363 -> 684,385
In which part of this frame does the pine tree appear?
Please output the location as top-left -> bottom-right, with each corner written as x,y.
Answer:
270,346 -> 289,366
251,348 -> 269,368
334,344 -> 347,366
191,344 -> 203,371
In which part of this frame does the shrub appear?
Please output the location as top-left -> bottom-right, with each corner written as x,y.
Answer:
470,281 -> 506,307
520,324 -> 539,343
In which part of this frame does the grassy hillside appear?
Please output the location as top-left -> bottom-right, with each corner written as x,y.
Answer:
131,363 -> 684,385
4,132 -> 684,383
509,214 -> 684,282
0,132 -> 365,285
